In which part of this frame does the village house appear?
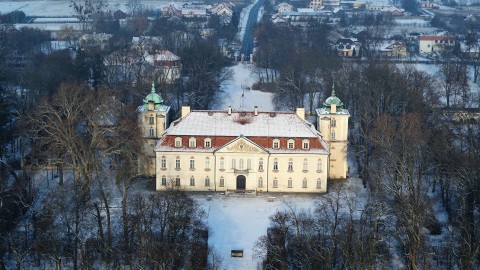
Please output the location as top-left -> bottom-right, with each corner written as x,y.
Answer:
335,37 -> 361,57
275,2 -> 294,14
79,33 -> 113,51
419,35 -> 455,54
374,40 -> 407,58
144,50 -> 182,84
139,89 -> 349,193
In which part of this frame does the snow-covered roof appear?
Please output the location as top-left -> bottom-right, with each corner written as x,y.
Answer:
316,108 -> 350,115
165,110 -> 320,138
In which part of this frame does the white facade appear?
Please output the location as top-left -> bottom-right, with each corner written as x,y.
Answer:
419,36 -> 455,54
154,107 -> 331,193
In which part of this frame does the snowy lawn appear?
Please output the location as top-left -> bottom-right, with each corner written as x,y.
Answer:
194,177 -> 367,270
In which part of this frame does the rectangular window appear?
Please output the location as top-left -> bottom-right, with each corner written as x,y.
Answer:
205,158 -> 210,169
205,178 -> 210,187
205,140 -> 211,147
219,178 -> 225,187
258,159 -> 264,171
190,159 -> 195,170
303,161 -> 308,171
247,159 -> 251,170
190,177 -> 195,186
149,116 -> 154,124
288,142 -> 294,149
175,139 -> 182,147
273,141 -> 279,149
303,142 -> 309,149
175,159 -> 181,169
273,179 -> 278,188
220,159 -> 225,170
330,131 -> 336,140
273,160 -> 278,170
232,159 -> 236,169
302,179 -> 307,188
149,128 -> 155,137
239,159 -> 244,170
161,158 -> 166,169
175,177 -> 180,186
161,177 -> 167,186
189,140 -> 196,148
258,178 -> 263,188
288,179 -> 292,188
288,161 -> 293,171
316,180 -> 322,189
331,119 -> 336,127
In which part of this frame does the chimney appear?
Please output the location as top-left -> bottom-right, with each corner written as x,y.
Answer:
296,107 -> 305,120
181,106 -> 191,118
227,106 -> 232,115
254,106 -> 258,116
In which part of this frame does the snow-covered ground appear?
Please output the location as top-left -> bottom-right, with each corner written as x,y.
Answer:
0,0 -> 174,16
216,63 -> 274,111
196,177 -> 366,270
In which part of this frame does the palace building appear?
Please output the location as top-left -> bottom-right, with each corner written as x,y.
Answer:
139,86 -> 349,193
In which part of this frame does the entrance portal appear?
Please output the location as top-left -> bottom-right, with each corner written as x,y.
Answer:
236,175 -> 246,190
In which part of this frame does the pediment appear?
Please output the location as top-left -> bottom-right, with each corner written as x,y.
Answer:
216,137 -> 268,154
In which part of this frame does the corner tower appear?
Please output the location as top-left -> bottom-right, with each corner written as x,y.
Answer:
137,82 -> 170,176
316,84 -> 350,179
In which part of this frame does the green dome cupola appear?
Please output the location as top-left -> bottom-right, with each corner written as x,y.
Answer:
143,82 -> 164,110
323,82 -> 343,113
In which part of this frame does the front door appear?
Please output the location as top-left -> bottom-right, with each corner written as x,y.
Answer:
236,175 -> 246,190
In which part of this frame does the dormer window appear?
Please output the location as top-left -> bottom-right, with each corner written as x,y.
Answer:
204,138 -> 212,148
175,137 -> 182,147
302,139 -> 310,149
273,139 -> 280,149
189,137 -> 196,148
287,139 -> 295,149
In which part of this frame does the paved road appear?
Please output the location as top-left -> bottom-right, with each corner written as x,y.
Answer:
240,0 -> 264,60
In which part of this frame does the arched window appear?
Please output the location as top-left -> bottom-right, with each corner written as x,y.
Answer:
204,137 -> 212,148
317,159 -> 322,172
303,159 -> 308,171
190,176 -> 195,186
287,139 -> 295,149
220,158 -> 225,170
219,177 -> 225,187
288,159 -> 293,171
331,118 -> 336,127
175,176 -> 180,186
161,156 -> 167,169
273,159 -> 279,170
205,177 -> 210,187
175,157 -> 181,169
161,175 -> 167,186
273,139 -> 280,149
189,137 -> 197,148
175,137 -> 182,147
273,178 -> 278,188
258,158 -> 264,171
189,157 -> 195,170
302,139 -> 310,149
205,157 -> 210,170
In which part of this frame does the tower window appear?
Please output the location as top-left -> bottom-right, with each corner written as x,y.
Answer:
331,119 -> 336,127
149,128 -> 155,137
330,130 -> 336,140
149,115 -> 154,124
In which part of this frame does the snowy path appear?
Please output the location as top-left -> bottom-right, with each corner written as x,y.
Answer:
215,63 -> 274,111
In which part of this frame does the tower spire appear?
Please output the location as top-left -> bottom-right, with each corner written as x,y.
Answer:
331,81 -> 336,97
151,81 -> 156,93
